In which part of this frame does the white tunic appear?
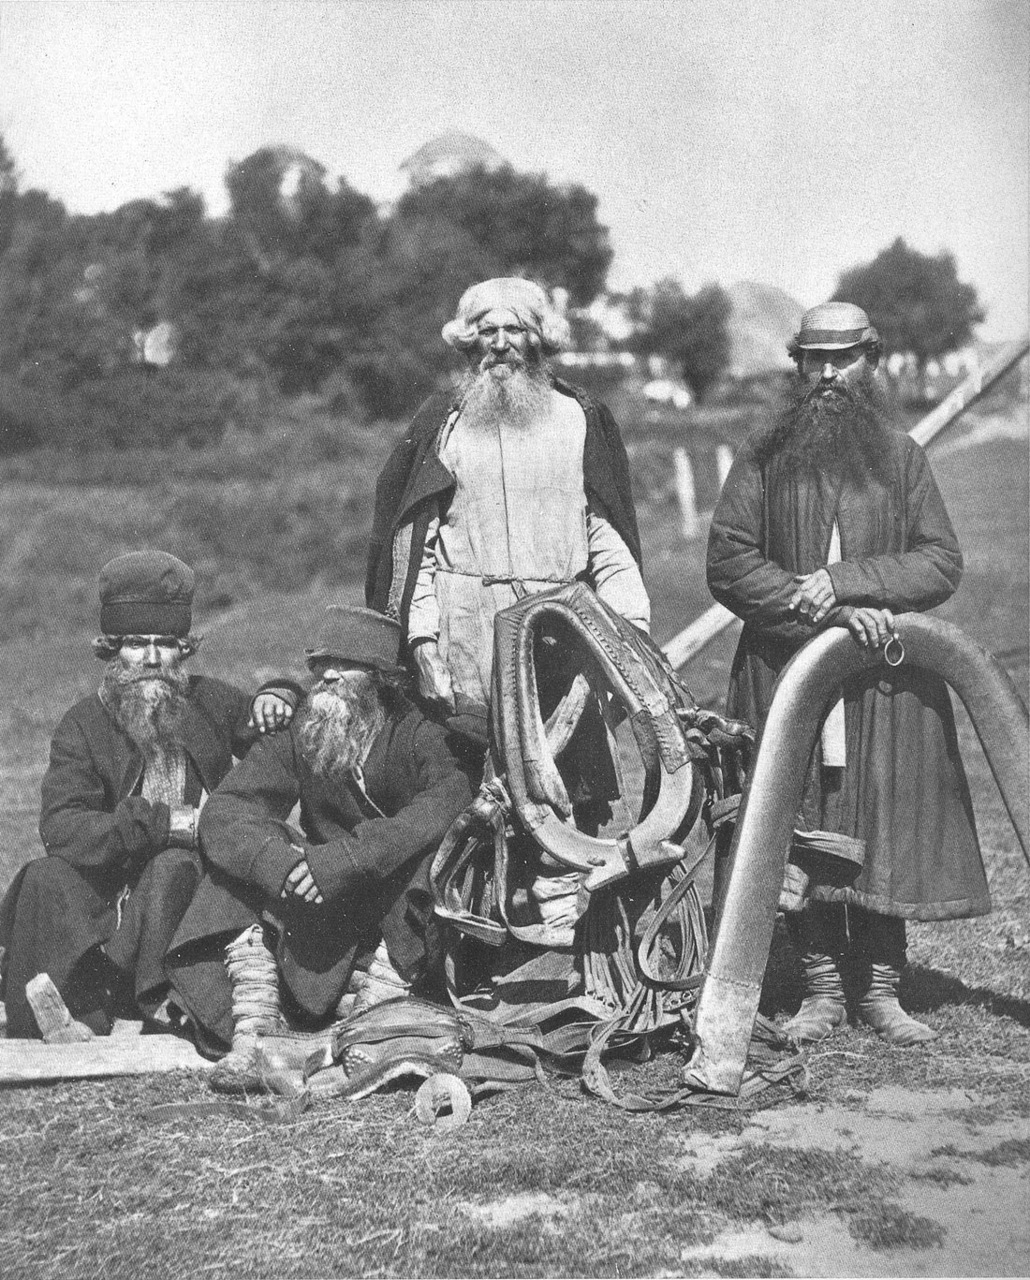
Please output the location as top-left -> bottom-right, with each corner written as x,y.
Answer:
407,390 -> 650,704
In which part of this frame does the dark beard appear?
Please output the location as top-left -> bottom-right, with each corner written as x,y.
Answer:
754,371 -> 897,486
297,676 -> 387,784
103,660 -> 190,752
459,355 -> 553,432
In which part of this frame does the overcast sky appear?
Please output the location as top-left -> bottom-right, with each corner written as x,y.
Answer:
1,0 -> 1026,338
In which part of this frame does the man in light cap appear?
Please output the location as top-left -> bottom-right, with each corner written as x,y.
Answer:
707,301 -> 985,1047
366,277 -> 650,770
0,551 -> 296,1039
164,605 -> 472,1074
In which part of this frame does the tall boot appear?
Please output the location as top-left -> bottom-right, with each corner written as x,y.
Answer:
783,905 -> 847,1043
854,911 -> 935,1046
209,924 -> 282,1091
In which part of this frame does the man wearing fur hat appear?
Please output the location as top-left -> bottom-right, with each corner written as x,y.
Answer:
0,552 -> 295,1039
707,302 -> 985,1047
367,277 -> 650,735
165,605 -> 472,1072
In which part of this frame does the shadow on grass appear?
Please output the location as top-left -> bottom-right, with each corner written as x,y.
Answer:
903,964 -> 1030,1028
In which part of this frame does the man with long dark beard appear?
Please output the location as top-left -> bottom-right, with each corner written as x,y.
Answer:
165,606 -> 472,1076
707,302 -> 986,1047
0,552 -> 295,1038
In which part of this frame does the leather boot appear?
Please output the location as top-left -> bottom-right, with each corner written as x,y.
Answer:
783,906 -> 847,1043
854,911 -> 935,1046
209,924 -> 282,1091
783,953 -> 847,1043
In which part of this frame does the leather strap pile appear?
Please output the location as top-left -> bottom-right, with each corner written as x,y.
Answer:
426,585 -> 788,1110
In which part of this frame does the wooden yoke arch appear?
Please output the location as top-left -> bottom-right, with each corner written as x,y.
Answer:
683,613 -> 1029,1096
491,584 -> 702,892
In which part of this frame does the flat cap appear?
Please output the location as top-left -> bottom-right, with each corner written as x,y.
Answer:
305,606 -> 404,673
795,301 -> 878,351
98,551 -> 194,637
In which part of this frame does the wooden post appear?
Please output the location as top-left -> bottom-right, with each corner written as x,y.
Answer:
673,447 -> 700,540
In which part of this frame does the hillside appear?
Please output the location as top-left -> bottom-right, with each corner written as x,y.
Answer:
726,280 -> 805,377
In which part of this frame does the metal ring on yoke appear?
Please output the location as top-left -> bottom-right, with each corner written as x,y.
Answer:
884,635 -> 905,667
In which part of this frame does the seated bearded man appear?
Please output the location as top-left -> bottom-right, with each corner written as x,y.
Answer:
165,606 -> 473,1078
0,552 -> 295,1039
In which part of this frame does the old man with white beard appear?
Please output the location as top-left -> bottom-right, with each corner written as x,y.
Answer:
165,606 -> 472,1073
367,278 -> 650,731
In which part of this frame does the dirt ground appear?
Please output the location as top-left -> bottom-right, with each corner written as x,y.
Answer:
449,1086 -> 1030,1278
673,1086 -> 1030,1277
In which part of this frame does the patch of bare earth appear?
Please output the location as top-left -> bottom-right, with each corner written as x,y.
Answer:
674,1087 -> 1030,1277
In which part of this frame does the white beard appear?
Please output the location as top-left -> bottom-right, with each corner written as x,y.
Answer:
297,677 -> 386,782
459,359 -> 553,433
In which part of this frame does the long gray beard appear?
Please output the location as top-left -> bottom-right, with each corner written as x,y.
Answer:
459,359 -> 553,433
103,662 -> 190,752
297,679 -> 386,784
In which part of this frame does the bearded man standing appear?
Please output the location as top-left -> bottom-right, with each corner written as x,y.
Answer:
165,606 -> 472,1067
367,277 -> 650,730
707,302 -> 986,1047
0,552 -> 294,1039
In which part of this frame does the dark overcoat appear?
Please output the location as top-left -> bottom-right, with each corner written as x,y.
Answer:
365,379 -> 642,642
166,697 -> 473,1051
706,427 -> 988,921
0,677 -> 258,1036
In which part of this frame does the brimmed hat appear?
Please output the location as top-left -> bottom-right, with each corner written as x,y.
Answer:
794,301 -> 878,351
305,606 -> 404,673
98,551 -> 194,637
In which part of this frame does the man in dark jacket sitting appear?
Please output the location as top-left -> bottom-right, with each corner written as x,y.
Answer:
166,605 -> 473,1074
0,551 -> 294,1039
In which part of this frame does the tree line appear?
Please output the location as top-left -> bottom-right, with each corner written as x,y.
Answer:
0,135 -> 984,452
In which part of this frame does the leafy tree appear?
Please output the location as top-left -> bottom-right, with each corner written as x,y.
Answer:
0,135 -> 17,258
833,237 -> 984,390
225,146 -> 375,271
217,147 -> 380,394
393,164 -> 612,306
624,278 -> 731,402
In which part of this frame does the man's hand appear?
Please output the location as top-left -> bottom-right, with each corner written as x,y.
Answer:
844,606 -> 896,649
412,640 -> 455,712
790,568 -> 837,624
282,853 -> 324,905
250,693 -> 295,735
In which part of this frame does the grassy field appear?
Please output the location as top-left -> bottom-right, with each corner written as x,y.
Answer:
0,405 -> 1027,1278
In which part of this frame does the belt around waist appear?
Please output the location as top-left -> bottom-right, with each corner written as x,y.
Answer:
436,568 -> 575,588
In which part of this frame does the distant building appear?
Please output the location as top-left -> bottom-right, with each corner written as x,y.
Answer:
133,321 -> 177,368
399,132 -> 506,187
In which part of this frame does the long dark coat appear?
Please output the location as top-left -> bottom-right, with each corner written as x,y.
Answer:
706,427 -> 988,921
0,677 -> 258,1036
365,379 -> 642,641
166,697 -> 472,1052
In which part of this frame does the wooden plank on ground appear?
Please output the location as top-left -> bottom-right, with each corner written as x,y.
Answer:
0,1035 -> 215,1084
